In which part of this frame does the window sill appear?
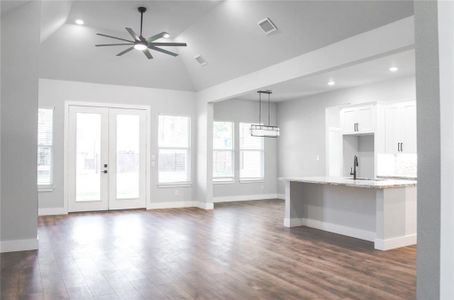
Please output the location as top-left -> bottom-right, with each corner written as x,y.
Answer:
38,186 -> 54,192
213,179 -> 235,185
239,179 -> 265,184
158,183 -> 192,188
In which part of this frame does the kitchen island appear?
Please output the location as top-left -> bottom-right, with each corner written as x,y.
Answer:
281,177 -> 417,250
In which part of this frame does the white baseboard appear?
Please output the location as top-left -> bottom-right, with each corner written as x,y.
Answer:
0,238 -> 38,253
374,234 -> 417,250
213,194 -> 282,203
38,207 -> 67,216
283,217 -> 375,242
147,201 -> 213,210
196,202 -> 214,210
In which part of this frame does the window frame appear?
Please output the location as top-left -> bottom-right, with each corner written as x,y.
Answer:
37,107 -> 55,191
157,114 -> 192,186
239,122 -> 265,182
213,121 -> 235,183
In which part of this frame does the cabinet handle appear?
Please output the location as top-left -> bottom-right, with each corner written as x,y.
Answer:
354,123 -> 358,132
397,142 -> 400,152
400,142 -> 403,152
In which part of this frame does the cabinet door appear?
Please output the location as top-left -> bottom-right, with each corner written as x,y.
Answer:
341,108 -> 357,133
356,106 -> 374,133
400,103 -> 417,153
384,105 -> 401,153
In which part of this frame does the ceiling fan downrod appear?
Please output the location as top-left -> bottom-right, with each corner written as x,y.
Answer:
138,6 -> 146,37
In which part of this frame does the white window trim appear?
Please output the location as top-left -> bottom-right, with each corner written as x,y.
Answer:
38,107 -> 55,191
239,122 -> 265,180
213,121 -> 235,182
157,115 -> 192,186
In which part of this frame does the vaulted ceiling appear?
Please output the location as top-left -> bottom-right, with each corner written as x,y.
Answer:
6,0 -> 414,92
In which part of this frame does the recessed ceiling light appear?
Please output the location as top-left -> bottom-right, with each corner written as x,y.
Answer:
328,80 -> 335,86
75,19 -> 84,25
389,66 -> 399,72
163,32 -> 170,39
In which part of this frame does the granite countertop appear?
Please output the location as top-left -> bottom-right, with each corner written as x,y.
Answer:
279,176 -> 417,189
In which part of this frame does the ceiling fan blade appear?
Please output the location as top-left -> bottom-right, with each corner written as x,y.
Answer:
125,27 -> 140,41
143,49 -> 153,59
149,46 -> 178,57
150,42 -> 187,47
147,32 -> 167,42
116,47 -> 135,56
96,43 -> 134,47
96,33 -> 133,43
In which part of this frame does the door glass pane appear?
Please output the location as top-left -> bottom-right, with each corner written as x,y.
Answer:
116,115 -> 140,199
76,113 -> 101,201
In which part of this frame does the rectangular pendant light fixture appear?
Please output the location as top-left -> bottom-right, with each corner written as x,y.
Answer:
250,124 -> 280,137
250,90 -> 280,138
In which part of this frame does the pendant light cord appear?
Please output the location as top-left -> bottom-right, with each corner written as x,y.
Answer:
259,92 -> 262,124
268,93 -> 271,126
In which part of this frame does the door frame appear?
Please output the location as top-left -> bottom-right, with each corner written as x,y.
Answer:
64,101 -> 151,213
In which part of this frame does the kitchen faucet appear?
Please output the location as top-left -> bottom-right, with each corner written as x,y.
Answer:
350,155 -> 359,180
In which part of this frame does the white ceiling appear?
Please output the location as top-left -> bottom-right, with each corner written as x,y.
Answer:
39,23 -> 195,90
0,0 -> 31,16
236,49 -> 416,102
177,0 -> 414,90
68,1 -> 220,39
3,1 -> 415,92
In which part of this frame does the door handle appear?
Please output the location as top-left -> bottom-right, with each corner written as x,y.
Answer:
103,170 -> 108,174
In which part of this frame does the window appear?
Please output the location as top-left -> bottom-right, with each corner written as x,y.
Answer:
158,115 -> 190,184
37,108 -> 53,188
239,123 -> 264,180
213,121 -> 234,181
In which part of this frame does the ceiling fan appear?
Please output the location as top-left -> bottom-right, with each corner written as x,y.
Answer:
95,6 -> 187,59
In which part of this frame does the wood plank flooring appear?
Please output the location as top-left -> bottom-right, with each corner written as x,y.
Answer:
1,200 -> 416,299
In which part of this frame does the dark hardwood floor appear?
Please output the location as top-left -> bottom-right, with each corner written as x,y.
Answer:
1,200 -> 416,300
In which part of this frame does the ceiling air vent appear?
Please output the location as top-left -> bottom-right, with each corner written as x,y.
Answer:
194,55 -> 207,66
257,18 -> 277,35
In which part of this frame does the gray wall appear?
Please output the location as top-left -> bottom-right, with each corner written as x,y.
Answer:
277,76 -> 416,193
213,99 -> 278,198
38,79 -> 197,210
415,1 -> 454,298
1,2 -> 40,244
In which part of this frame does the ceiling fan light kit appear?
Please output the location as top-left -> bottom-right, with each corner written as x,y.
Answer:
95,6 -> 187,60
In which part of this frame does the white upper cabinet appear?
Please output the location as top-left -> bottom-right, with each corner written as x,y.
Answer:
384,101 -> 416,154
341,105 -> 375,134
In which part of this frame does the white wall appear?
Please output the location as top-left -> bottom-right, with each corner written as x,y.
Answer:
38,79 -> 198,211
213,99 -> 278,200
277,76 -> 416,193
1,1 -> 41,251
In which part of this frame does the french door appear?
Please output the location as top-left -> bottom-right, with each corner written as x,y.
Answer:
67,105 -> 148,212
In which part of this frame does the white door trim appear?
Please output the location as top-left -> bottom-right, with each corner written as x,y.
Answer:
64,101 -> 151,213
